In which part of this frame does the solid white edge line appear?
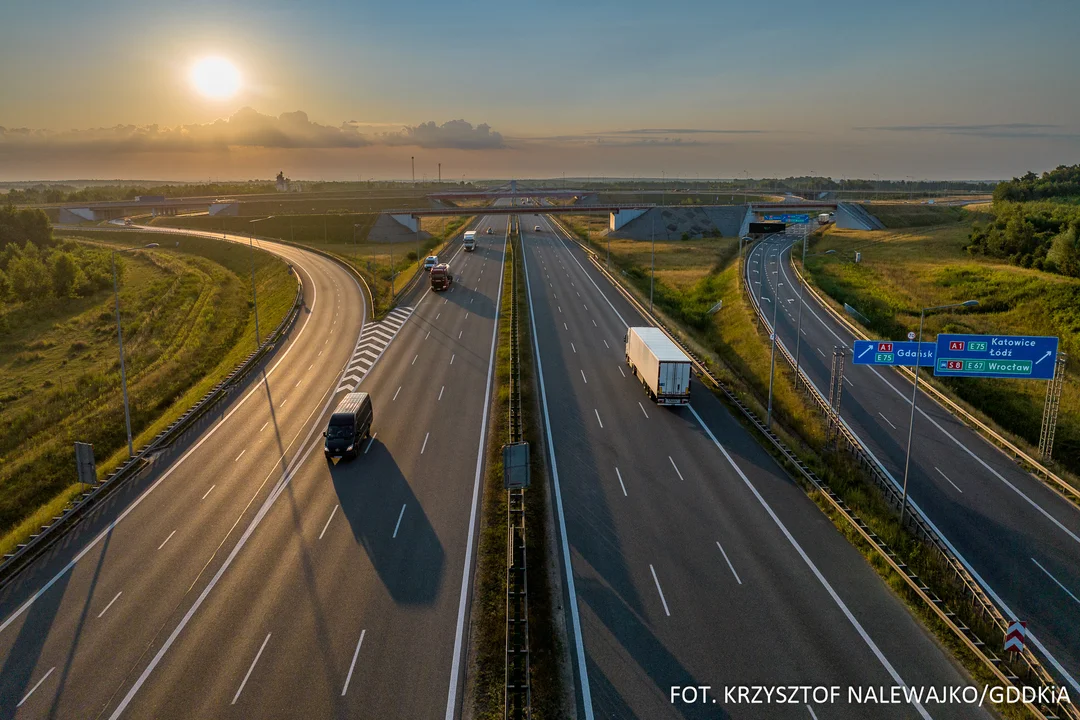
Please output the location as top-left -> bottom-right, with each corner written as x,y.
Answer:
393,504 -> 406,538
443,224 -> 507,720
1031,557 -> 1080,608
615,467 -> 628,497
520,225 -> 595,719
201,485 -> 216,500
649,564 -> 671,617
341,629 -> 366,696
686,405 -> 932,720
364,433 -> 377,454
715,542 -> 743,585
232,632 -> 272,705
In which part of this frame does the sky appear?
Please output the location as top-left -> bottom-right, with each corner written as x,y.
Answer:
1,0 -> 1078,182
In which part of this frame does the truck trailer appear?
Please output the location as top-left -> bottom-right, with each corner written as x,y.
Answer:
624,327 -> 692,405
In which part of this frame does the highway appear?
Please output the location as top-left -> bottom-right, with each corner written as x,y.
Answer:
528,213 -> 991,719
0,214 -> 506,718
748,235 -> 1080,695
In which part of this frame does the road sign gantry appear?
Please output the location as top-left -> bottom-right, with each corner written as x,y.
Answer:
933,334 -> 1059,380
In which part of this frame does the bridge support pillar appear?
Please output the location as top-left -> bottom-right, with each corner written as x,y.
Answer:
389,213 -> 419,232
609,207 -> 648,231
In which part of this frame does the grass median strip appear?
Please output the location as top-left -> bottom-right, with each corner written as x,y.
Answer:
466,224 -> 570,720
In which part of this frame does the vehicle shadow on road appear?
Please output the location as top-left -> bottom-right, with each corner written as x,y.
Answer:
577,577 -> 728,720
329,443 -> 444,606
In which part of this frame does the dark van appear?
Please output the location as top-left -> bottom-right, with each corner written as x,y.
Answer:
323,392 -> 373,459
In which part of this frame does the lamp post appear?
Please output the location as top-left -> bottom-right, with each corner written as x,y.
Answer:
112,242 -> 160,457
765,280 -> 784,428
899,299 -> 979,524
248,217 -> 277,346
794,241 -> 836,389
649,209 -> 656,312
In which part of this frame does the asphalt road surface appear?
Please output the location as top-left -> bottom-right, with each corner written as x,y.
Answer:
526,214 -> 991,720
748,234 -> 1080,696
0,215 -> 506,719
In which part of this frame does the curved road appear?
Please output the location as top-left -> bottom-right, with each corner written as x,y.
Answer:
0,217 -> 506,719
748,234 -> 1080,695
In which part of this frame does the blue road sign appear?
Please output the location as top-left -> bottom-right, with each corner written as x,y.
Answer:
853,340 -> 935,367
763,214 -> 810,224
934,334 -> 1059,380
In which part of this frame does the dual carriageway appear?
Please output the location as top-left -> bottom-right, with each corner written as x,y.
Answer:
0,204 -> 1075,719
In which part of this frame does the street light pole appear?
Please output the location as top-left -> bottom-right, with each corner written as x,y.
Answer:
250,232 -> 260,345
649,210 -> 656,312
766,279 -> 784,429
899,300 -> 978,524
111,243 -> 160,458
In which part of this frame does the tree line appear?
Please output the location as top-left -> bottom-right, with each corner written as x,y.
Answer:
967,165 -> 1080,275
0,206 -> 115,308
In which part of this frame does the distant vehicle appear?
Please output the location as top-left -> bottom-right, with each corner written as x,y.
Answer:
430,263 -> 453,291
463,231 -> 476,251
817,212 -> 835,224
624,327 -> 692,405
123,218 -> 133,226
486,227 -> 493,234
423,255 -> 439,271
324,392 -> 373,459
533,225 -> 541,232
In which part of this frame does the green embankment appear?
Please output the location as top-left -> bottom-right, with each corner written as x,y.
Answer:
803,220 -> 1080,484
860,203 -> 974,228
153,211 -> 471,317
0,231 -> 295,555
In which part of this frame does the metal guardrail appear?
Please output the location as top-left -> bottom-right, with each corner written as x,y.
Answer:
546,217 -> 1075,720
0,266 -> 305,589
788,251 -> 1080,507
505,218 -> 531,720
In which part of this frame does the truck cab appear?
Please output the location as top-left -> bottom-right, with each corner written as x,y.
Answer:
430,263 -> 453,291
463,230 -> 476,251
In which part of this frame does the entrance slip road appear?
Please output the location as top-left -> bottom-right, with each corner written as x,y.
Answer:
531,215 -> 988,720
749,236 -> 1080,697
0,213 -> 507,719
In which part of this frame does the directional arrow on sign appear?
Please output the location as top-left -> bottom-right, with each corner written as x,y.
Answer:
1004,621 -> 1027,653
1035,351 -> 1052,365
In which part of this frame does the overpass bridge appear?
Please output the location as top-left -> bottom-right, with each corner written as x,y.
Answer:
384,203 -> 656,231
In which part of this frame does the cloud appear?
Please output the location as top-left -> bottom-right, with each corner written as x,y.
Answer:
0,108 -> 369,155
590,128 -> 766,135
0,111 -> 508,160
381,119 -> 505,149
852,123 -> 1079,139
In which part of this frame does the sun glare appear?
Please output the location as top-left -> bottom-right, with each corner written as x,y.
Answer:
190,57 -> 241,100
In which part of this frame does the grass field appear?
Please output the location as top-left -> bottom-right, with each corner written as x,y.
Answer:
0,231 -> 295,554
152,212 -> 473,317
803,221 -> 1080,480
860,203 -> 978,228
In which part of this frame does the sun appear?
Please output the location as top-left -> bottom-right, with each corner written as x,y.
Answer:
190,57 -> 241,100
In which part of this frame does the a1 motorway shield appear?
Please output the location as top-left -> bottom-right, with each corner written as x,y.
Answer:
853,340 -> 935,367
934,334 -> 1059,380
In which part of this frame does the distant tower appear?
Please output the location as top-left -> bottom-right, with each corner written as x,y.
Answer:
276,171 -> 288,192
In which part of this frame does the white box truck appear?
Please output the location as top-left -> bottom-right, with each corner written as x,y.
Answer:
624,327 -> 692,405
463,230 -> 477,251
